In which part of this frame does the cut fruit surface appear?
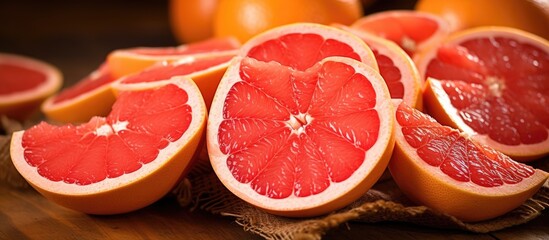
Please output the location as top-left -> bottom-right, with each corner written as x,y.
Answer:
112,52 -> 235,109
335,25 -> 422,109
107,37 -> 240,79
208,24 -> 394,217
390,102 -> 548,222
0,53 -> 62,120
416,27 -> 549,161
11,77 -> 207,214
351,10 -> 451,56
41,64 -> 117,123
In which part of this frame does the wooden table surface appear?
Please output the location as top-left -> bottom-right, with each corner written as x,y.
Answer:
1,1 -> 548,239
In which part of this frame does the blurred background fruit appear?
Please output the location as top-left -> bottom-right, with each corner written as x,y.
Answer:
169,0 -> 219,43
170,0 -> 364,43
415,0 -> 549,39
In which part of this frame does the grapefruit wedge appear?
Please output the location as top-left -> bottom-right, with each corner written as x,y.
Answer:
11,77 -> 207,214
335,25 -> 422,109
107,37 -> 240,79
351,10 -> 451,56
416,27 -> 549,161
390,102 -> 548,222
0,53 -> 62,120
208,23 -> 394,217
112,52 -> 235,109
41,63 -> 116,123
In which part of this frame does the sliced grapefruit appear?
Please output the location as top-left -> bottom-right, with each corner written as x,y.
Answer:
112,52 -> 235,109
208,23 -> 394,217
416,27 -> 549,161
390,102 -> 548,222
0,53 -> 62,120
11,76 -> 207,214
41,63 -> 117,123
351,10 -> 451,56
107,37 -> 240,79
334,24 -> 422,109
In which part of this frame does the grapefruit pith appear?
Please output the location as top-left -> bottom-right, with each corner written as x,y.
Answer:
0,53 -> 62,120
390,102 -> 548,222
416,27 -> 549,161
11,77 -> 207,214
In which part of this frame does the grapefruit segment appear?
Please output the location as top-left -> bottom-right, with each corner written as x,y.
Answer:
11,77 -> 207,214
208,54 -> 394,217
390,102 -> 549,222
107,37 -> 240,79
417,27 -> 549,160
0,53 -> 62,120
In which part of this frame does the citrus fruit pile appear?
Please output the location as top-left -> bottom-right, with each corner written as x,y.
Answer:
6,6 -> 549,224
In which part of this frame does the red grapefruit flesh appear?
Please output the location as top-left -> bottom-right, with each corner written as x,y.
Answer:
0,53 -> 62,120
11,77 -> 207,214
208,23 -> 394,217
390,102 -> 548,222
417,27 -> 549,161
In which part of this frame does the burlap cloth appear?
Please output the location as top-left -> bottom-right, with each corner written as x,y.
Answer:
2,117 -> 548,240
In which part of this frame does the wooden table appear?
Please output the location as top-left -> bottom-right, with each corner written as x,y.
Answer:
1,1 -> 548,239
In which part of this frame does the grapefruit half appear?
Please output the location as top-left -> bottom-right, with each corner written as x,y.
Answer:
390,102 -> 548,222
11,77 -> 207,214
112,52 -> 235,109
107,37 -> 240,79
0,53 -> 62,120
351,10 -> 451,57
208,23 -> 394,217
416,27 -> 549,161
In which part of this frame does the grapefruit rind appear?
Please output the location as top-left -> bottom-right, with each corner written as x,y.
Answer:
416,27 -> 549,160
11,77 -> 207,214
208,56 -> 395,217
0,53 -> 62,119
390,103 -> 549,222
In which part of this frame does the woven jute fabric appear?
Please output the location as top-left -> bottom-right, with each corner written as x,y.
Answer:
173,159 -> 549,240
2,118 -> 548,239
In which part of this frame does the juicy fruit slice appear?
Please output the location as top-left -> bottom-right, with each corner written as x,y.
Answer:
107,37 -> 240,79
390,102 -> 548,222
208,55 -> 394,217
0,53 -> 62,120
112,52 -> 235,109
351,10 -> 451,56
41,64 -> 117,123
417,27 -> 549,161
11,77 -> 207,214
335,25 -> 422,108
239,23 -> 379,72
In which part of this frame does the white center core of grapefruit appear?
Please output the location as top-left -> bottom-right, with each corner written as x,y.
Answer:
288,113 -> 313,135
486,76 -> 505,97
95,121 -> 129,136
